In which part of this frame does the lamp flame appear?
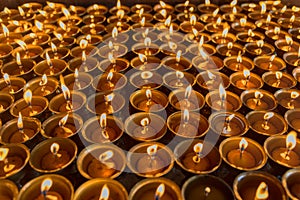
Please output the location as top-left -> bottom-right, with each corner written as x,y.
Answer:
16,52 -> 22,66
3,73 -> 11,85
23,89 -> 32,105
164,15 -> 172,27
266,14 -> 272,23
140,117 -> 149,127
51,42 -> 57,53
17,112 -> 23,130
18,6 -> 25,17
99,184 -> 110,200
116,0 -> 121,9
176,50 -> 182,63
61,84 -> 71,101
275,71 -> 283,80
160,9 -> 167,19
274,27 -> 280,35
260,2 -> 266,14
160,1 -> 166,8
99,150 -> 114,162
248,29 -> 255,37
35,20 -> 44,31
212,8 -> 219,17
257,40 -> 264,48
138,53 -> 147,63
207,70 -> 216,80
222,28 -> 229,38
147,144 -> 158,157
15,39 -> 27,51
219,84 -> 226,100
59,114 -> 69,127
146,89 -> 152,100
108,52 -> 116,64
50,142 -> 60,156
155,184 -> 165,199
185,85 -> 192,99
144,37 -> 151,46
183,109 -> 189,123
264,112 -> 274,120
176,71 -> 184,79
230,0 -> 237,7
240,18 -> 247,26
58,21 -> 67,31
243,69 -> 250,79
255,182 -> 268,200
255,91 -> 264,99
54,32 -> 63,41
80,39 -> 88,49
205,0 -> 210,5
193,143 -> 203,154
116,9 -> 125,19
1,24 -> 9,37
286,131 -> 297,151
227,42 -> 233,50
105,93 -> 115,102
285,35 -> 293,46
0,148 -> 9,161
291,91 -> 300,99
41,178 -> 53,194
190,15 -> 197,26
62,7 -> 71,19
239,138 -> 248,151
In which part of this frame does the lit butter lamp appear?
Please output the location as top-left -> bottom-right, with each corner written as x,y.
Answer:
0,144 -> 29,179
216,42 -> 244,57
42,42 -> 70,60
220,0 -> 242,13
0,74 -> 26,99
209,111 -> 249,137
130,89 -> 168,112
231,18 -> 256,32
49,82 -> 86,114
77,34 -> 102,47
241,89 -> 277,111
12,6 -> 35,21
52,32 -> 76,48
86,4 -> 108,16
285,109 -> 300,132
107,9 -> 130,23
129,179 -> 182,200
12,39 -> 43,60
160,42 -> 187,57
82,113 -> 124,143
109,0 -> 130,15
230,69 -> 263,92
220,137 -> 267,170
192,49 -> 224,71
77,144 -> 126,179
185,29 -> 211,45
23,33 -> 51,47
205,17 -> 229,33
197,0 -> 218,14
68,51 -> 99,73
124,112 -> 167,141
0,179 -> 18,200
163,71 -> 196,89
41,113 -> 83,138
7,20 -> 32,35
278,15 -> 300,29
130,71 -> 163,90
285,48 -> 300,73
29,138 -> 77,173
99,41 -> 127,58
55,21 -> 80,37
206,84 -> 242,112
82,14 -> 106,25
132,16 -> 154,31
44,1 -> 65,15
222,7 -> 246,23
35,9 -> 60,24
74,178 -> 128,200
211,28 -> 236,45
162,50 -> 192,71
0,24 -> 22,46
199,8 -> 221,23
262,71 -> 297,91
289,27 -> 300,41
26,74 -> 59,98
131,4 -> 152,14
282,168 -> 300,200
132,37 -> 159,56
127,142 -> 174,177
175,0 -> 195,13
0,112 -> 41,144
174,140 -> 221,174
254,55 -> 286,75
68,5 -> 86,17
155,15 -> 179,31
103,27 -> 129,44
86,92 -> 125,115
32,20 -> 56,34
167,110 -> 209,138
255,14 -> 279,31
179,14 -> 204,33
64,69 -> 93,92
82,23 -> 105,35
34,52 -> 67,77
92,71 -> 127,92
98,52 -> 129,73
236,29 -> 265,44
159,24 -> 185,44
266,26 -> 289,41
177,9 -> 199,23
154,9 -> 176,23
182,175 -> 234,200
188,36 -> 216,56
245,40 -> 275,57
233,171 -> 287,200
248,2 -> 268,21
10,89 -> 48,118
18,174 -> 74,200
71,39 -> 98,58
275,36 -> 300,57
58,7 -> 82,27
168,85 -> 205,111
265,131 -> 300,168
196,71 -> 230,91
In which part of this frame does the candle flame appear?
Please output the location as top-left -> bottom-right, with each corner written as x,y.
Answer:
138,8 -> 144,18
226,114 -> 235,122
38,10 -> 47,17
185,85 -> 192,99
4,7 -> 11,14
286,131 -> 297,151
141,17 -> 146,26
240,18 -> 247,26
80,39 -> 88,49
116,0 -> 121,9
140,117 -> 149,127
292,6 -> 300,12
264,112 -> 274,120
108,52 -> 116,64
269,55 -> 276,62
227,42 -> 233,50
99,150 -> 114,162
159,9 -> 167,19
260,2 -> 266,14
230,0 -> 237,7
168,41 -> 177,50
1,24 -> 9,37
82,51 -> 87,62
207,70 -> 216,80
138,53 -> 147,63
212,8 -> 219,17
243,69 -> 250,79
35,20 -> 44,31
141,71 -> 153,80
199,48 -> 209,60
50,142 -> 60,156
291,91 -> 300,99
176,71 -> 184,79
54,32 -> 63,41
255,182 -> 268,200
205,0 -> 210,5
216,17 -> 222,25
61,84 -> 71,101
257,40 -> 264,48
285,35 -> 293,46
219,84 -> 226,100
50,42 -> 57,53
155,184 -> 165,199
275,71 -> 283,80
59,114 -> 69,127
232,7 -> 237,14
176,50 -> 182,63
18,6 -> 25,16
183,109 -> 189,123
16,52 -> 22,66
99,184 -> 110,200
17,112 -> 23,130
192,28 -> 198,37
86,34 -> 91,42
105,93 -> 115,102
39,74 -> 47,87
46,1 -> 55,9
290,15 -> 296,23
58,21 -> 67,31
23,89 -> 32,105
116,9 -> 125,19
0,148 -> 9,161
190,15 -> 197,26
164,15 -> 172,27
99,113 -> 107,129
169,24 -> 173,35
41,178 -> 53,193
193,143 -> 203,154
11,20 -> 20,26
45,52 -> 52,67
255,91 -> 264,99
15,39 -> 27,51
160,0 -> 166,8
146,89 -> 152,100
147,144 -> 158,157
62,7 -> 71,19
107,71 -> 113,82
239,138 -> 248,151
205,187 -> 211,196
3,73 -> 11,85
74,68 -> 79,80
266,14 -> 272,23
222,28 -> 229,38
248,29 -> 255,37
274,27 -> 280,35
144,37 -> 151,46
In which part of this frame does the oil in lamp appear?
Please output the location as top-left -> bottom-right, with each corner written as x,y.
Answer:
248,2 -> 268,21
162,50 -> 192,71
42,42 -> 70,60
103,26 -> 129,44
231,18 -> 256,32
216,42 -> 244,57
224,53 -> 254,72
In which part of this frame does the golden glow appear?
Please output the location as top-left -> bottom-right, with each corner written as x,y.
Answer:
226,114 -> 235,122
184,0 -> 189,7
183,109 -> 189,123
219,84 -> 226,100
248,29 -> 255,37
255,182 -> 268,200
15,39 -> 27,51
58,21 -> 67,31
62,7 -> 71,19
205,0 -> 210,5
112,27 -> 118,39
266,14 -> 272,23
146,89 -> 152,99
237,53 -> 243,63
46,1 -> 55,9
74,68 -> 79,80
141,71 -> 153,80
190,14 -> 197,26
290,15 -> 296,23
0,148 -> 8,161
257,40 -> 264,48
286,131 -> 297,151
17,112 -> 23,131
108,52 -> 116,64
239,138 -> 248,151
54,32 -> 63,41
58,114 -> 69,127
35,20 -> 44,31
185,85 -> 192,99
155,184 -> 165,199
41,178 -> 53,193
160,0 -> 166,8
227,42 -> 233,50
40,74 -> 48,87
147,144 -> 158,157
79,39 -> 88,49
164,15 -> 172,27
176,71 -> 184,79
141,17 -> 146,26
18,6 -> 25,17
193,143 -> 203,154
207,70 -> 216,80
4,7 -> 11,14
23,89 -> 32,105
275,71 -> 283,80
3,73 -> 11,85
16,52 -> 22,66
50,142 -> 60,156
291,91 -> 300,99
50,42 -> 57,53
116,0 -> 122,9
216,17 -> 222,26
168,41 -> 177,50
99,184 -> 110,200
292,6 -> 300,12
264,112 -> 274,120
1,24 -> 9,37
176,50 -> 182,63
45,52 -> 52,66
198,35 -> 205,46
61,84 -> 71,101
212,8 -> 219,17
232,7 -> 237,14
138,53 -> 147,63
159,9 -> 167,19
116,9 -> 125,19
169,24 -> 173,35
38,10 -> 47,17
104,93 -> 115,102
140,117 -> 149,127
255,91 -> 264,99
260,2 -> 266,14
230,0 -> 237,7
285,35 -> 293,46
240,18 -> 247,26
82,50 -> 87,62
243,69 -> 250,79
107,71 -> 113,82
99,150 -> 114,162
144,37 -> 151,46
99,113 -> 107,129
222,28 -> 229,38
270,55 -> 276,62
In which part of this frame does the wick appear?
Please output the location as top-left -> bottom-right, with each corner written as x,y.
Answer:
224,119 -> 232,132
240,146 -> 245,159
66,100 -> 73,111
141,125 -> 148,135
244,76 -> 250,87
287,99 -> 295,109
74,77 -> 81,89
221,96 -> 225,109
262,119 -> 270,130
268,61 -> 273,70
192,152 -> 201,163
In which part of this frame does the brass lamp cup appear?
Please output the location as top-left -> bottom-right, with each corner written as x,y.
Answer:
230,71 -> 263,91
0,76 -> 26,100
289,28 -> 300,41
63,72 -> 93,92
41,47 -> 70,60
10,96 -> 48,118
81,24 -> 105,35
162,56 -> 192,72
99,43 -> 128,58
254,55 -> 286,75
278,18 -> 300,30
160,43 -> 187,57
82,14 -> 106,24
132,31 -> 158,43
158,32 -> 185,44
167,111 -> 209,139
130,89 -> 168,113
205,90 -> 242,112
248,12 -> 269,21
130,71 -> 163,90
18,174 -> 74,200
131,4 -> 153,13
70,45 -> 99,58
130,56 -> 162,71
1,59 -> 36,81
262,71 -> 297,91
34,59 -> 68,78
77,34 -> 103,46
86,92 -> 125,115
192,55 -> 224,71
58,15 -> 82,26
265,28 -> 289,42
211,32 -> 237,45
0,179 -> 18,200
98,57 -> 129,73
55,26 -> 80,37
49,91 -> 86,114
231,21 -> 256,32
0,143 -> 29,180
236,31 -> 265,44
23,33 -> 51,47
174,139 -> 221,174
255,19 -> 279,31
92,73 -> 127,93
127,142 -> 174,178
216,42 -> 245,57
132,43 -> 160,56
240,89 -> 277,111
0,92 -> 14,122
175,2 -> 196,13
245,42 -> 275,56
233,171 -> 287,200
285,108 -> 300,132
163,71 -> 196,90
74,178 -> 128,200
41,113 -> 83,139
129,178 -> 182,200
52,36 -> 76,48
0,44 -> 13,59
184,32 -> 211,44
68,56 -> 99,73
20,2 -> 42,13
77,143 -> 126,179
29,137 -> 77,173
282,168 -> 300,200
264,135 -> 300,168
25,76 -> 59,99
87,4 -> 108,15
0,117 -> 41,145
12,45 -> 43,60
246,110 -> 287,137
275,89 -> 300,110
224,56 -> 254,72
81,115 -> 124,144
0,33 -> 22,47
197,3 -> 218,14
68,6 -> 86,16
209,111 -> 249,137
220,137 -> 267,171
182,175 -> 235,200
196,71 -> 230,91
102,32 -> 129,44
284,53 -> 300,74
124,112 -> 167,142
168,88 -> 205,111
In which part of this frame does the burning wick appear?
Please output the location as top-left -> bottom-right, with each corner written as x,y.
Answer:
273,71 -> 282,87
287,91 -> 300,109
59,114 -> 73,135
226,42 -> 233,57
206,71 -> 216,86
24,89 -> 37,116
99,184 -> 110,200
281,131 -> 297,160
192,143 -> 203,163
183,109 -> 189,129
106,72 -> 114,89
81,51 -> 89,72
223,114 -> 235,132
243,69 -> 251,87
61,84 -> 73,111
41,178 -> 54,200
154,184 -> 165,200
3,73 -> 14,94
39,74 -> 48,93
108,52 -> 116,72
255,182 -> 269,200
140,117 -> 149,135
15,39 -> 29,57
50,42 -> 58,59
147,144 -> 158,168
100,113 -> 109,139
175,71 -> 184,87
261,112 -> 274,130
145,89 -> 152,107
204,187 -> 211,198
236,52 -> 243,71
255,40 -> 264,55
138,53 -> 147,70
268,55 -> 276,70
74,68 -> 81,89
17,112 -> 29,140
45,52 -> 54,75
239,138 -> 248,159
184,85 -> 192,108
144,37 -> 151,55
99,150 -> 115,169
50,143 -> 62,158
16,52 -> 24,74
219,84 -> 226,109
0,148 -> 15,173
254,91 -> 263,107
104,93 -> 115,113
